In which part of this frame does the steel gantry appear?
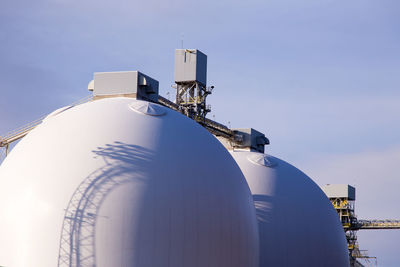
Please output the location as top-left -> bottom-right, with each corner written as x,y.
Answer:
1,94 -> 248,162
0,95 -> 93,159
1,49 -> 396,267
2,90 -> 397,267
322,184 -> 400,267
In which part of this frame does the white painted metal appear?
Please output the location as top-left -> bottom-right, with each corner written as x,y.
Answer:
230,151 -> 349,267
129,101 -> 166,116
0,98 -> 259,267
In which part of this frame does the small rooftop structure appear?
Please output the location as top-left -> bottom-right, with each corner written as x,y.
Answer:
89,71 -> 159,102
217,128 -> 269,153
174,49 -> 207,86
322,184 -> 356,201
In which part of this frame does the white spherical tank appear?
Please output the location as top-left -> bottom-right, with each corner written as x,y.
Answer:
230,151 -> 349,267
0,98 -> 259,267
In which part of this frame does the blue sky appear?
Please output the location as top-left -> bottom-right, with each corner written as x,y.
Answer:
1,0 -> 400,265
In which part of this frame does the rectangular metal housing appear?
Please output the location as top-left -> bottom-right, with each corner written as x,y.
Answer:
321,184 -> 356,200
93,71 -> 159,102
174,49 -> 207,86
219,128 -> 268,153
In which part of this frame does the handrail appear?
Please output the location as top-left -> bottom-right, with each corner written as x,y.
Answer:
0,95 -> 93,148
357,219 -> 400,229
157,95 -> 234,138
1,94 -> 234,153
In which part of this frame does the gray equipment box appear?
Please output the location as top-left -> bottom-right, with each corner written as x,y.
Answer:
174,49 -> 207,86
233,128 -> 269,153
93,71 -> 159,102
217,128 -> 269,153
321,184 -> 356,200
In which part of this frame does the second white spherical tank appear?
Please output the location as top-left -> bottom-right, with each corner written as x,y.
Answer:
230,151 -> 349,267
0,98 -> 259,267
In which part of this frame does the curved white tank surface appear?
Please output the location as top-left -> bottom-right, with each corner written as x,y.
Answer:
0,98 -> 259,267
230,151 -> 349,267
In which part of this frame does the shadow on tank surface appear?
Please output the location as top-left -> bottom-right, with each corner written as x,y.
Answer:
253,194 -> 274,224
58,141 -> 154,267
